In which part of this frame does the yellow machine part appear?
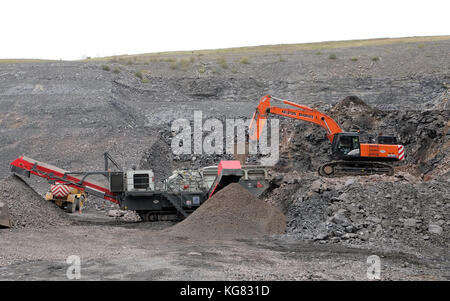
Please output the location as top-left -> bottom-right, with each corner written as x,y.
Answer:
66,194 -> 76,203
45,191 -> 53,201
45,189 -> 87,211
46,189 -> 85,201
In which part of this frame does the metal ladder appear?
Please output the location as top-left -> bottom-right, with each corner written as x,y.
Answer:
161,192 -> 189,217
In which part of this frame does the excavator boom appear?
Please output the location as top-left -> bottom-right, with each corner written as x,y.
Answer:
249,95 -> 343,142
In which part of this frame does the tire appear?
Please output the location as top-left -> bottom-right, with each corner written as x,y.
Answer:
66,200 -> 76,213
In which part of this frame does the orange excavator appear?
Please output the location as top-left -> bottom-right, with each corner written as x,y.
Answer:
249,95 -> 405,176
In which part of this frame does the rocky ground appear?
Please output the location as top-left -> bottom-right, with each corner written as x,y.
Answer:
1,222 -> 446,281
267,173 -> 449,257
0,37 -> 449,280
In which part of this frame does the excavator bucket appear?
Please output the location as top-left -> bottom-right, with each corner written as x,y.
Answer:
0,201 -> 11,228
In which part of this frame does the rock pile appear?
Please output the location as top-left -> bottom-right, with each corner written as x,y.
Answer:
268,173 -> 449,250
166,183 -> 286,239
0,175 -> 70,229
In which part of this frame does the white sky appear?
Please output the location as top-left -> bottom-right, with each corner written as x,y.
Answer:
1,0 -> 449,60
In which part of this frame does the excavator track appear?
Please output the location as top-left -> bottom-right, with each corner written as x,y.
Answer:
318,161 -> 394,177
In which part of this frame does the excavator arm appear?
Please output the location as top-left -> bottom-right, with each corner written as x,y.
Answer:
249,95 -> 343,142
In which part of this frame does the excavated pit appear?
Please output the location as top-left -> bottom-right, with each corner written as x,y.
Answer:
166,183 -> 286,239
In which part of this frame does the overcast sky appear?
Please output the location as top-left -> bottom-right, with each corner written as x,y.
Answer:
1,0 -> 448,60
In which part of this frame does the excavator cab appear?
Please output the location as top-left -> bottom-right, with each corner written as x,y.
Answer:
331,132 -> 360,159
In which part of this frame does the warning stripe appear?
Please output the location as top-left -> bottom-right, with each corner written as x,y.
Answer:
51,184 -> 71,198
51,185 -> 70,193
398,145 -> 405,160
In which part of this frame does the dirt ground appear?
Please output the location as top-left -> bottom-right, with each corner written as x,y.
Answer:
0,211 -> 447,280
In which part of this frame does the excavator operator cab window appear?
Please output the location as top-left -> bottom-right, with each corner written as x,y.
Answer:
333,133 -> 360,157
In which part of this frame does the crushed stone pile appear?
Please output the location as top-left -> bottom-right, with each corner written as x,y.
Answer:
139,133 -> 175,182
0,175 -> 70,229
166,183 -> 286,239
267,172 -> 449,252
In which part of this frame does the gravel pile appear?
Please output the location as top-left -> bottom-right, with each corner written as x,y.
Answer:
0,175 -> 70,229
166,183 -> 286,239
267,172 -> 449,252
